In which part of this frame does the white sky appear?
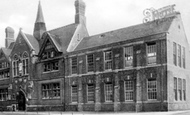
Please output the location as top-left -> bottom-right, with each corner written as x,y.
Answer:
0,0 -> 190,47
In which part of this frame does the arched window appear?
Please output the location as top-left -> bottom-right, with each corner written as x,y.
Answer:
12,54 -> 19,77
22,52 -> 29,75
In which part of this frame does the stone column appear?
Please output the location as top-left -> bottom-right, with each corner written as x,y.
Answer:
114,73 -> 120,111
136,70 -> 142,112
95,74 -> 101,112
78,76 -> 83,111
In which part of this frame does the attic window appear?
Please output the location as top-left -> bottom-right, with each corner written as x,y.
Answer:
100,34 -> 105,38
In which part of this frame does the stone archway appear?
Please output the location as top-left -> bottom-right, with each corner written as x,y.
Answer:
16,91 -> 26,111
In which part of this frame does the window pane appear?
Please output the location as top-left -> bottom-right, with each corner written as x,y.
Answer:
71,86 -> 78,102
104,51 -> 112,70
174,77 -> 177,101
72,57 -> 77,74
87,84 -> 94,102
178,45 -> 181,67
125,80 -> 134,101
124,47 -> 133,67
148,79 -> 157,100
105,83 -> 113,102
147,43 -> 156,64
87,54 -> 94,72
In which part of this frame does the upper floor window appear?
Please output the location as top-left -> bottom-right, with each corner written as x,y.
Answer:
147,79 -> 157,100
124,46 -> 133,67
173,42 -> 177,66
104,51 -> 112,70
0,62 -> 9,69
42,83 -> 60,99
44,61 -> 59,72
87,54 -> 94,72
147,42 -> 156,64
22,52 -> 29,75
178,45 -> 181,67
71,57 -> 77,74
182,47 -> 185,68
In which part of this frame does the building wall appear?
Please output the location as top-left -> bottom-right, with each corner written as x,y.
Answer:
167,15 -> 190,110
64,34 -> 168,112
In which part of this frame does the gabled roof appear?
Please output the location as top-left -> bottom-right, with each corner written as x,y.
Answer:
47,23 -> 78,53
1,48 -> 11,60
24,33 -> 39,53
75,14 -> 177,51
8,42 -> 15,49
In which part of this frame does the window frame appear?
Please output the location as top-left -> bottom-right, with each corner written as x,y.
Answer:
124,46 -> 133,67
104,51 -> 112,70
124,80 -> 134,101
178,44 -> 181,67
174,77 -> 178,101
147,79 -> 157,100
105,82 -> 113,102
87,54 -> 94,72
147,42 -> 157,65
173,42 -> 177,66
42,83 -> 60,99
87,84 -> 95,103
71,57 -> 78,74
71,85 -> 78,103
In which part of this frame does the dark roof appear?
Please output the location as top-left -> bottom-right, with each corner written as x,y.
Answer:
8,42 -> 15,49
48,23 -> 78,53
25,33 -> 40,53
75,15 -> 176,51
1,47 -> 11,59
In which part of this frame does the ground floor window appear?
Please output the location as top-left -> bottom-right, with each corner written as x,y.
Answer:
125,80 -> 134,101
71,85 -> 78,103
147,79 -> 157,100
0,88 -> 8,101
87,84 -> 95,102
174,77 -> 177,101
105,83 -> 113,102
178,78 -> 182,101
42,83 -> 60,99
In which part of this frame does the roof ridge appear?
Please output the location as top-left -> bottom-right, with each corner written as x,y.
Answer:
48,23 -> 77,33
86,15 -> 176,39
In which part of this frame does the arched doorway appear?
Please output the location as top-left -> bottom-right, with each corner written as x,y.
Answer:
16,91 -> 26,111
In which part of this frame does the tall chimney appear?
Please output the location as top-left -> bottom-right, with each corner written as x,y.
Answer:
5,27 -> 15,48
75,0 -> 86,25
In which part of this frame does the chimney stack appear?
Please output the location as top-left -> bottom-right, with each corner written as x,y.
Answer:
75,0 -> 86,25
5,27 -> 15,48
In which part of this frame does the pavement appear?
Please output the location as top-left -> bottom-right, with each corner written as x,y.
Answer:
1,110 -> 190,115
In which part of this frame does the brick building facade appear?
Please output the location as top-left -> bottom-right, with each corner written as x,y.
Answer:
0,0 -> 190,112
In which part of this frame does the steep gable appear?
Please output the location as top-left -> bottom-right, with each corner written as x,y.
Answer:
38,34 -> 61,60
47,23 -> 79,53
